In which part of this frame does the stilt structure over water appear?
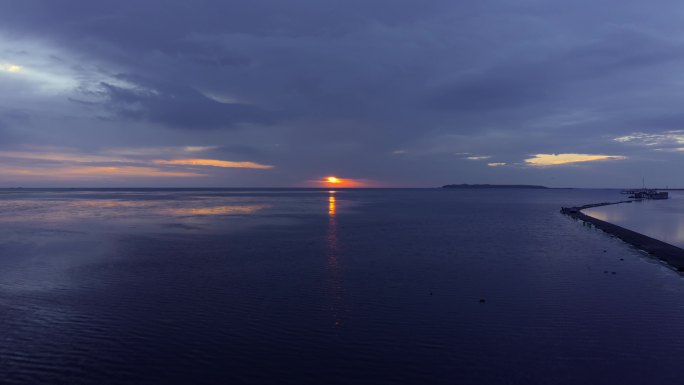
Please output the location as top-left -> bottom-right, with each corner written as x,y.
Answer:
620,189 -> 668,200
621,177 -> 669,200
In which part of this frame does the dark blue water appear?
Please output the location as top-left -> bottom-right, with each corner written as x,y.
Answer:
1,188 -> 683,384
584,191 -> 684,248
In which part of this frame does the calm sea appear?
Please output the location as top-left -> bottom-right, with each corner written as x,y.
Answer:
584,190 -> 684,248
1,188 -> 683,384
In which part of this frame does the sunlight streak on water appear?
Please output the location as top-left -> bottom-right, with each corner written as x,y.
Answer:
326,191 -> 346,328
328,195 -> 336,216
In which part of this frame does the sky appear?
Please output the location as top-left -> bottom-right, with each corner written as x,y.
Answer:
1,0 -> 684,188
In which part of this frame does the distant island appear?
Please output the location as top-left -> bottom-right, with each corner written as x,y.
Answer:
442,184 -> 549,189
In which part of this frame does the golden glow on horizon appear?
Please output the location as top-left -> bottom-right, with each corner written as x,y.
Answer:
154,159 -> 273,169
307,176 -> 365,188
525,153 -> 626,166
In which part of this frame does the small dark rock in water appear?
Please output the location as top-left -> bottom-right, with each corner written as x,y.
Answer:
603,250 -> 607,253
620,258 -> 624,261
479,299 -> 486,303
612,272 -> 617,275
430,291 -> 433,296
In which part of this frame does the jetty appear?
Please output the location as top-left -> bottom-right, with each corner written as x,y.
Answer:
561,201 -> 684,272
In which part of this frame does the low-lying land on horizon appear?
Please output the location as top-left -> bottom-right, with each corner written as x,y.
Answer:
442,184 -> 549,189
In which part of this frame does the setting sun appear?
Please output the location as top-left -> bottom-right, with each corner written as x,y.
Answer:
308,176 -> 366,188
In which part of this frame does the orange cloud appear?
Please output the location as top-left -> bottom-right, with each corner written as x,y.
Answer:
153,158 -> 273,169
0,148 -> 277,183
0,150 -> 129,163
66,166 -> 203,177
1,166 -> 203,179
525,153 -> 626,166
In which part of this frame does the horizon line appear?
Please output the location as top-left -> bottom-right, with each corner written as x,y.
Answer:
0,186 -> 678,190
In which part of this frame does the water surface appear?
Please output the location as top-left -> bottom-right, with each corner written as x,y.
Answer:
584,191 -> 684,248
1,188 -> 684,384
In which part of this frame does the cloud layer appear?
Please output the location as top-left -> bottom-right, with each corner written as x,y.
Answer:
1,0 -> 684,186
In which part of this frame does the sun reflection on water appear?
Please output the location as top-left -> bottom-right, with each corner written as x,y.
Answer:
328,195 -> 336,216
325,190 -> 346,328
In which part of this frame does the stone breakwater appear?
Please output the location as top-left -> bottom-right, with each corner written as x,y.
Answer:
561,201 -> 684,272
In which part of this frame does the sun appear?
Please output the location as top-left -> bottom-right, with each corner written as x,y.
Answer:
314,175 -> 364,187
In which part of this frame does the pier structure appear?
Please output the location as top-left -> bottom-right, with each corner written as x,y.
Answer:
561,201 -> 684,272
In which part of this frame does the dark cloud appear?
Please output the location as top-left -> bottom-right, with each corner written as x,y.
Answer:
427,27 -> 684,114
0,108 -> 31,122
212,145 -> 269,158
2,0 -> 447,41
0,119 -> 15,144
635,114 -> 684,131
427,71 -> 551,112
98,76 -> 278,130
0,108 -> 31,143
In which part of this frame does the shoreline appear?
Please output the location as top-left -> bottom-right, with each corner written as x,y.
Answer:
561,201 -> 684,272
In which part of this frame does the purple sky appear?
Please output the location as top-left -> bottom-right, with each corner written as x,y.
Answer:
1,0 -> 684,187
